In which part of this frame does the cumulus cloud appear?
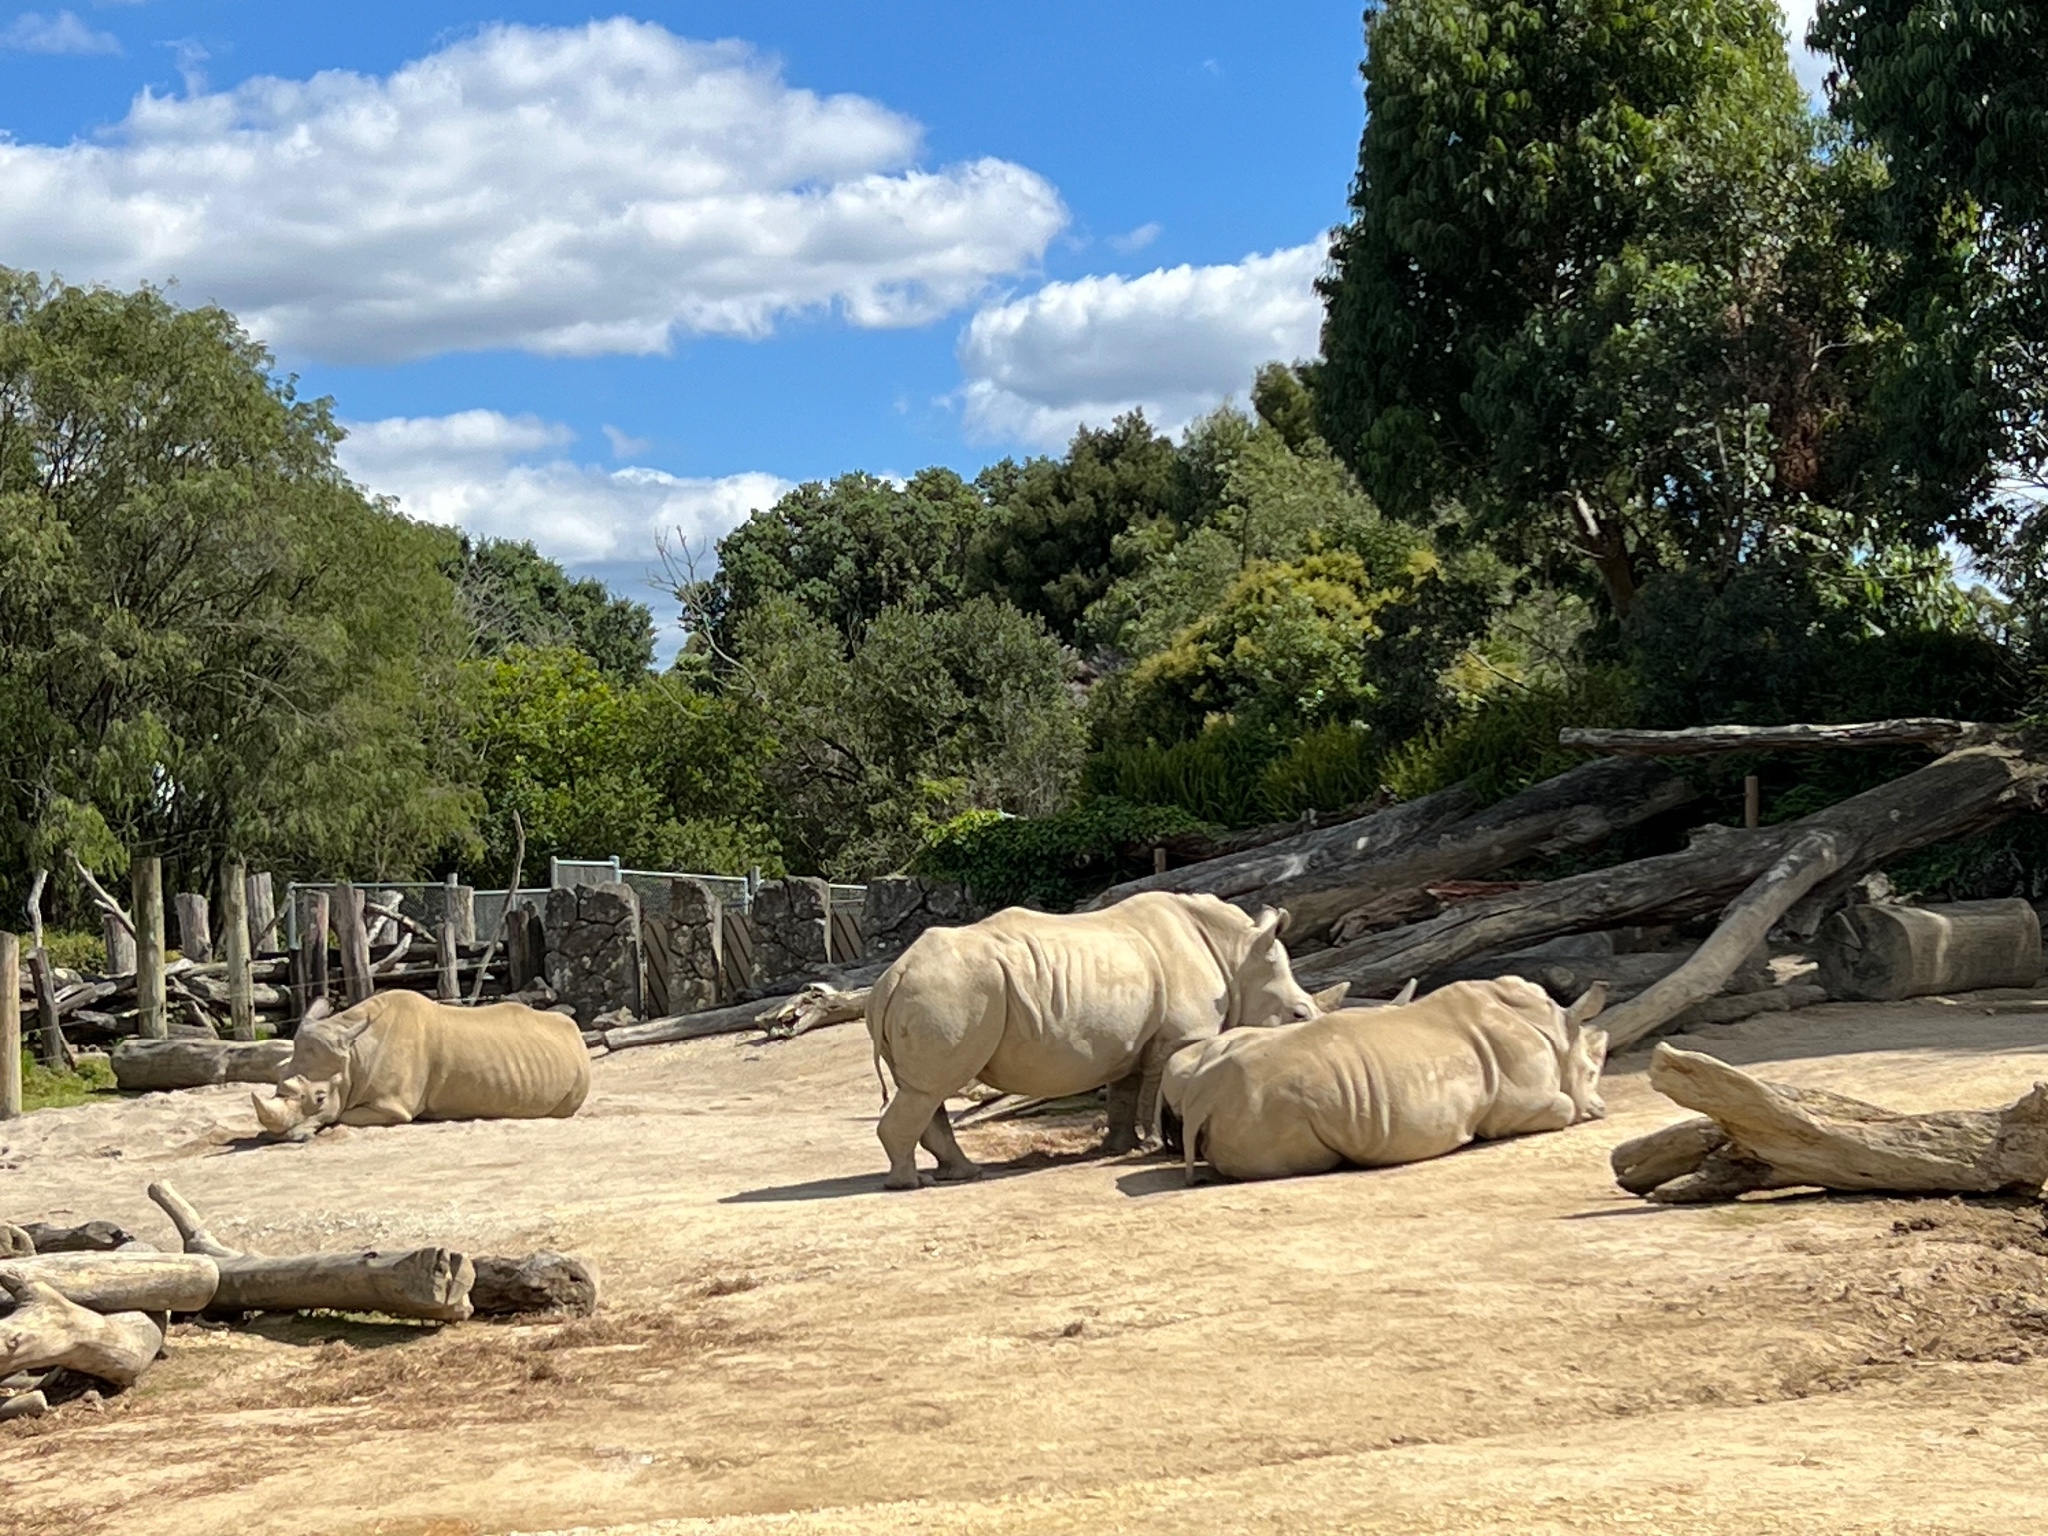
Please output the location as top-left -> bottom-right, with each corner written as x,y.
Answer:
959,241 -> 1326,449
1,10 -> 120,54
0,19 -> 1066,363
337,410 -> 788,569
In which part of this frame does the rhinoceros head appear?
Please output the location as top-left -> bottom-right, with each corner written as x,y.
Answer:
250,1007 -> 373,1141
1226,907 -> 1319,1030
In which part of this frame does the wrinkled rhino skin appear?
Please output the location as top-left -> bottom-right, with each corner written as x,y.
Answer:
1165,977 -> 1609,1182
253,992 -> 591,1140
866,891 -> 1318,1189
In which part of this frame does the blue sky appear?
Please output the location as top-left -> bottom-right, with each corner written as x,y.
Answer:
0,2 -> 1827,650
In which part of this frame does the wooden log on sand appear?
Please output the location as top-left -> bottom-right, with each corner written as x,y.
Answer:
110,1037 -> 293,1092
470,1253 -> 598,1317
1613,1044 -> 2048,1203
0,1271 -> 164,1388
1816,899 -> 2042,1002
0,1252 -> 219,1313
18,1222 -> 134,1255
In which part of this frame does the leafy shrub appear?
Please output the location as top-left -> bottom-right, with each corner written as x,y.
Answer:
913,799 -> 1210,911
1082,725 -> 1279,826
40,929 -> 106,974
1380,668 -> 1638,804
1255,724 -> 1384,821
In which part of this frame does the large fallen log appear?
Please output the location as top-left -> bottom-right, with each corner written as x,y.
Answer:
1085,756 -> 1697,941
758,983 -> 872,1040
110,1037 -> 293,1092
145,1181 -> 473,1321
17,1221 -> 133,1254
0,1271 -> 164,1388
1296,741 -> 2048,1000
604,960 -> 891,1050
1560,718 -> 1998,755
1816,899 -> 2042,1002
1613,1043 -> 2048,1202
0,1252 -> 219,1313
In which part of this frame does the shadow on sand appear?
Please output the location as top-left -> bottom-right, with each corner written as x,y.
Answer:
722,1143 -> 1140,1203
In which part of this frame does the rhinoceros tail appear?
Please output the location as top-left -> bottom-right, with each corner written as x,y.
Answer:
866,964 -> 900,1110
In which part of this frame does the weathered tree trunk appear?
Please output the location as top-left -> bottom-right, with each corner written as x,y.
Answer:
220,858 -> 256,1042
437,922 -> 460,1001
132,857 -> 168,1039
0,1252 -> 219,1312
1560,719 -> 1997,756
335,884 -> 374,1006
1597,832 -> 1843,1050
505,904 -> 545,993
471,811 -> 526,1005
0,1272 -> 164,1388
758,982 -> 872,1040
29,947 -> 65,1068
294,889 -> 330,1018
110,1038 -> 292,1092
246,872 -> 278,952
604,958 -> 893,1050
0,934 -> 18,1120
18,1221 -> 133,1255
1816,899 -> 2042,1002
470,1253 -> 598,1317
2,1224 -> 30,1258
103,912 -> 137,976
1613,1044 -> 2048,1202
0,1390 -> 47,1421
174,893 -> 213,963
1296,744 -> 2048,998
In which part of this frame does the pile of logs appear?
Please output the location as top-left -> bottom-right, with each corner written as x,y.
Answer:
0,1182 -> 596,1421
577,717 -> 2047,1059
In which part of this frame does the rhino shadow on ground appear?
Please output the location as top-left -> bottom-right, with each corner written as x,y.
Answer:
722,1143 -> 1121,1204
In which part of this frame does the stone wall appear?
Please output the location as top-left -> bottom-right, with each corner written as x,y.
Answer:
749,877 -> 831,989
861,877 -> 981,958
543,881 -> 643,1026
664,877 -> 724,1014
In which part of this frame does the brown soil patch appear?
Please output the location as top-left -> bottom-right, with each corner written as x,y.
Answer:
8,995 -> 2048,1533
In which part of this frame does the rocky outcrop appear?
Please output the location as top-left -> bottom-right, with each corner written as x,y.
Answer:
861,877 -> 981,958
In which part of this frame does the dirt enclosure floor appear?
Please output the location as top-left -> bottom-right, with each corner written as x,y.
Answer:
10,996 -> 2048,1535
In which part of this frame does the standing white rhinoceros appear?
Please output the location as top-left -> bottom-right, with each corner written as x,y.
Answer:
865,891 -> 1318,1189
252,991 -> 590,1141
1165,976 -> 1609,1182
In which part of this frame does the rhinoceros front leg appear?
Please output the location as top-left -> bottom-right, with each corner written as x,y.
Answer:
337,1099 -> 416,1128
1103,1070 -> 1144,1154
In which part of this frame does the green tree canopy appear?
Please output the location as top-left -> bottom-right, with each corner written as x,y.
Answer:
0,269 -> 479,899
447,536 -> 655,684
1317,0 -> 1894,616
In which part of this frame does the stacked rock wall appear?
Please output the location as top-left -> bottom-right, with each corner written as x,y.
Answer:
748,878 -> 831,990
543,881 -> 643,1026
861,877 -> 981,958
664,878 -> 725,1014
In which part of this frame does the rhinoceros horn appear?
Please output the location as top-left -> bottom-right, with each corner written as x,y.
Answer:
251,1091 -> 295,1137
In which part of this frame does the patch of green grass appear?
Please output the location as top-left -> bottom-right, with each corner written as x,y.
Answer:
40,928 -> 107,974
20,1051 -> 117,1112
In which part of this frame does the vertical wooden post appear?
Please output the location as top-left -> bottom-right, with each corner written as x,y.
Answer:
221,858 -> 256,1042
335,884 -> 373,1005
1743,775 -> 1761,831
0,933 -> 19,1119
174,892 -> 213,962
1153,846 -> 1168,875
293,890 -> 331,1018
506,904 -> 542,993
246,872 -> 276,955
132,856 -> 167,1040
28,948 -> 64,1068
103,912 -> 137,976
436,922 -> 460,1002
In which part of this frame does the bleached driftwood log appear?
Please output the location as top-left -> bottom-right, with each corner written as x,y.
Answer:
1612,1044 -> 2048,1203
146,1181 -> 473,1321
16,1221 -> 132,1254
604,959 -> 891,1050
1297,742 -> 2048,998
0,1270 -> 164,1388
1,1225 -> 30,1259
1560,718 -> 1998,756
110,1037 -> 294,1092
1086,757 -> 1695,941
1816,899 -> 2042,1002
758,983 -> 872,1040
0,1252 -> 219,1312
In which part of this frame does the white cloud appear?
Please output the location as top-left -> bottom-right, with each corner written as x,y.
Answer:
602,424 -> 653,460
337,410 -> 788,568
1108,221 -> 1161,254
959,241 -> 1326,449
1,10 -> 120,54
0,19 -> 1066,363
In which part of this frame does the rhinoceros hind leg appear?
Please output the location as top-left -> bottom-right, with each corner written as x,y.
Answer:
879,1087 -> 946,1190
920,1108 -> 982,1183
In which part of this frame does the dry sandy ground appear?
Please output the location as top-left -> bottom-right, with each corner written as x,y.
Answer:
8,994 -> 2048,1535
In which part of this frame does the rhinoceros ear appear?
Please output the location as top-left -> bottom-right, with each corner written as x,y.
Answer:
1566,982 -> 1608,1030
1273,906 -> 1294,939
300,996 -> 333,1029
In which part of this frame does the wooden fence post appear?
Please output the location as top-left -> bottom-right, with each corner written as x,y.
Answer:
103,912 -> 137,976
1,932 -> 20,1119
1744,774 -> 1762,831
246,871 -> 277,953
436,922 -> 460,1002
221,858 -> 256,1041
132,856 -> 167,1040
335,884 -> 374,1006
28,948 -> 63,1067
293,890 -> 331,1018
174,892 -> 213,963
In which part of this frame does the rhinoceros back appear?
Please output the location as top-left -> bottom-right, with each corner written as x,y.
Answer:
409,1001 -> 591,1121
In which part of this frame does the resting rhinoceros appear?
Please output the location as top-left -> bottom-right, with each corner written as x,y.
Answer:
865,891 -> 1318,1189
1164,977 -> 1609,1182
252,992 -> 590,1141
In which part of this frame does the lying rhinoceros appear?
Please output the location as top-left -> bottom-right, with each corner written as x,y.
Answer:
252,992 -> 590,1141
1164,977 -> 1608,1182
866,891 -> 1318,1189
